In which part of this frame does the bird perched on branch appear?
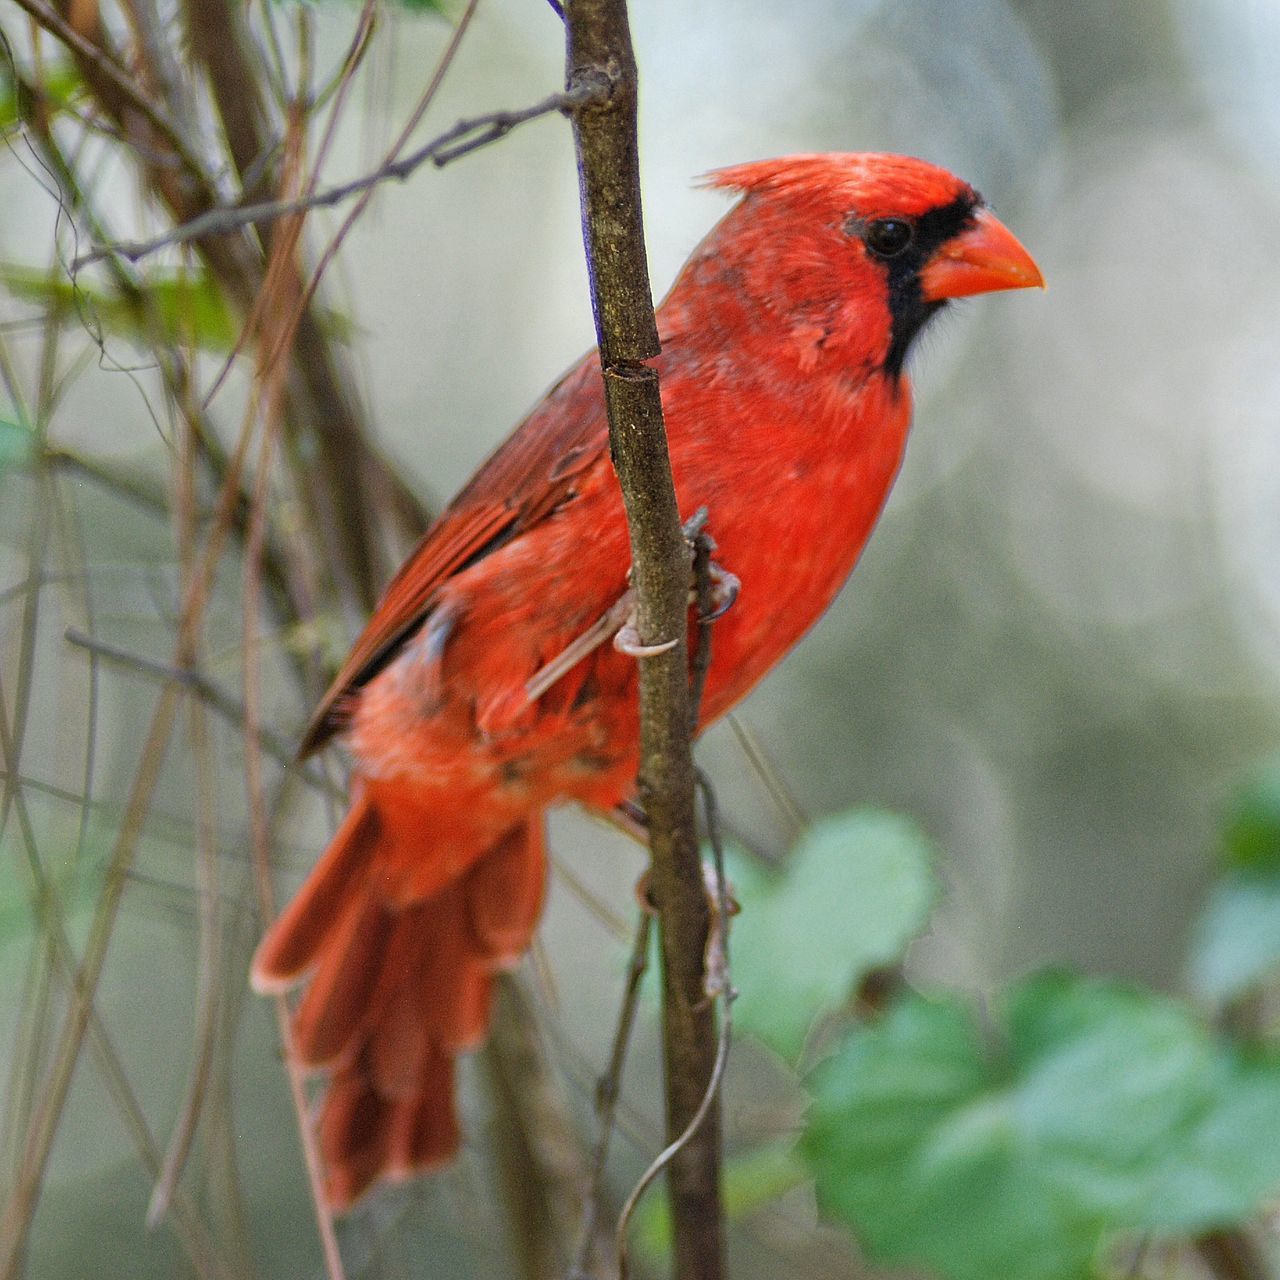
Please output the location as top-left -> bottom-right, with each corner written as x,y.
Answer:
252,152 -> 1043,1207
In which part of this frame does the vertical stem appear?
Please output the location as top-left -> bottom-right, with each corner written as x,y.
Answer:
562,3 -> 725,1278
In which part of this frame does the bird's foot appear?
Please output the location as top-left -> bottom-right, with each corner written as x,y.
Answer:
523,509 -> 738,702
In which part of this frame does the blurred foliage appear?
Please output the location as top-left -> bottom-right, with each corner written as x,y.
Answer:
0,266 -> 353,355
729,810 -> 936,1061
1188,872 -> 1280,1005
1219,756 -> 1280,872
0,265 -> 239,353
805,973 -> 1280,1280
1186,757 -> 1280,1003
662,792 -> 1280,1280
0,418 -> 34,480
0,63 -> 82,131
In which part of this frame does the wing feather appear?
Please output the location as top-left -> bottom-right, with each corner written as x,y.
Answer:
300,356 -> 608,755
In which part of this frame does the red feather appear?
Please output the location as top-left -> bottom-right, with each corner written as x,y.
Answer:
253,152 -> 1042,1207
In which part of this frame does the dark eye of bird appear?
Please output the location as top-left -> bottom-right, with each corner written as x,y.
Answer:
864,218 -> 914,258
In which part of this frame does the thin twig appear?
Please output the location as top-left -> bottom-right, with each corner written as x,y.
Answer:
615,773 -> 734,1280
72,81 -> 607,271
10,0 -> 211,180
567,907 -> 654,1280
61,628 -> 337,793
146,398 -> 223,1230
238,90 -> 348,1280
484,974 -> 592,1280
726,714 -> 807,843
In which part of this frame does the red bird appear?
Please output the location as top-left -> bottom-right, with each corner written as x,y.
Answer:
252,153 -> 1042,1206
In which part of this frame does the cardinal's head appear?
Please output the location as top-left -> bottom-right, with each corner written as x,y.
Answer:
693,152 -> 1044,379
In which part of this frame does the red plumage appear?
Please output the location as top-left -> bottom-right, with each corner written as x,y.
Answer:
251,152 -> 1042,1207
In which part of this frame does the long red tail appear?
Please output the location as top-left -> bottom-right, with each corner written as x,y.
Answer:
250,789 -> 547,1208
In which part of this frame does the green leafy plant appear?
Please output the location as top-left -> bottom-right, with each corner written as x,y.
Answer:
692,788 -> 1280,1280
730,809 -> 937,1061
1189,756 -> 1280,1004
803,972 -> 1280,1280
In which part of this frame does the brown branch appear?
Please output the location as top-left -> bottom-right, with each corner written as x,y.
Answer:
483,975 -> 592,1280
184,0 -> 275,208
32,0 -> 423,611
1194,1229 -> 1271,1280
9,0 -> 210,180
562,3 -> 725,1279
616,775 -> 734,1280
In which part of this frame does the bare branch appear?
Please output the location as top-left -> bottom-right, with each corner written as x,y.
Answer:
568,905 -> 654,1280
10,0 -> 210,180
562,1 -> 726,1276
72,82 -> 608,271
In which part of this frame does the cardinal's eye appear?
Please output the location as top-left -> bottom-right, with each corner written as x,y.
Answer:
864,218 -> 914,258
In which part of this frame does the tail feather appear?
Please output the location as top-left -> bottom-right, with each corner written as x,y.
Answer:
364,910 -> 435,1097
463,821 -> 548,963
443,963 -> 493,1053
396,1058 -> 459,1171
319,1059 -> 394,1207
250,792 -> 377,992
251,798 -> 548,1209
292,894 -> 394,1066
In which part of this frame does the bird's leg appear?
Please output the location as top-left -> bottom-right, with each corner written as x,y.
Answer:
615,507 -> 739,655
700,561 -> 740,623
524,591 -> 638,702
524,510 -> 739,702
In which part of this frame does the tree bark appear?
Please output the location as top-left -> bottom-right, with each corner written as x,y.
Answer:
562,3 -> 726,1277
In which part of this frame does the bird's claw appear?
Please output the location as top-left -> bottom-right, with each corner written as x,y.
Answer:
613,623 -> 679,658
702,565 -> 740,622
523,508 -> 737,704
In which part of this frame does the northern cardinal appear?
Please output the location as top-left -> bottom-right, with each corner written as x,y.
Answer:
252,153 -> 1042,1207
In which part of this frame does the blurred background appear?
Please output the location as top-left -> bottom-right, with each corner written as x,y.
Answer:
2,0 -> 1279,1276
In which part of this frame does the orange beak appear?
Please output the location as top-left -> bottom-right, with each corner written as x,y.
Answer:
920,207 -> 1044,302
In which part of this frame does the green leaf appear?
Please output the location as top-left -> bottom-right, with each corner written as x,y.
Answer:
0,418 -> 36,478
730,809 -> 937,1060
1220,756 -> 1280,870
0,265 -> 238,351
802,971 -> 1280,1280
632,1142 -> 808,1260
0,65 -> 83,130
1187,869 -> 1280,1003
0,265 -> 352,353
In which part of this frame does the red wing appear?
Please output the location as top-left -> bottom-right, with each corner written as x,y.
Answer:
300,356 -> 608,756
